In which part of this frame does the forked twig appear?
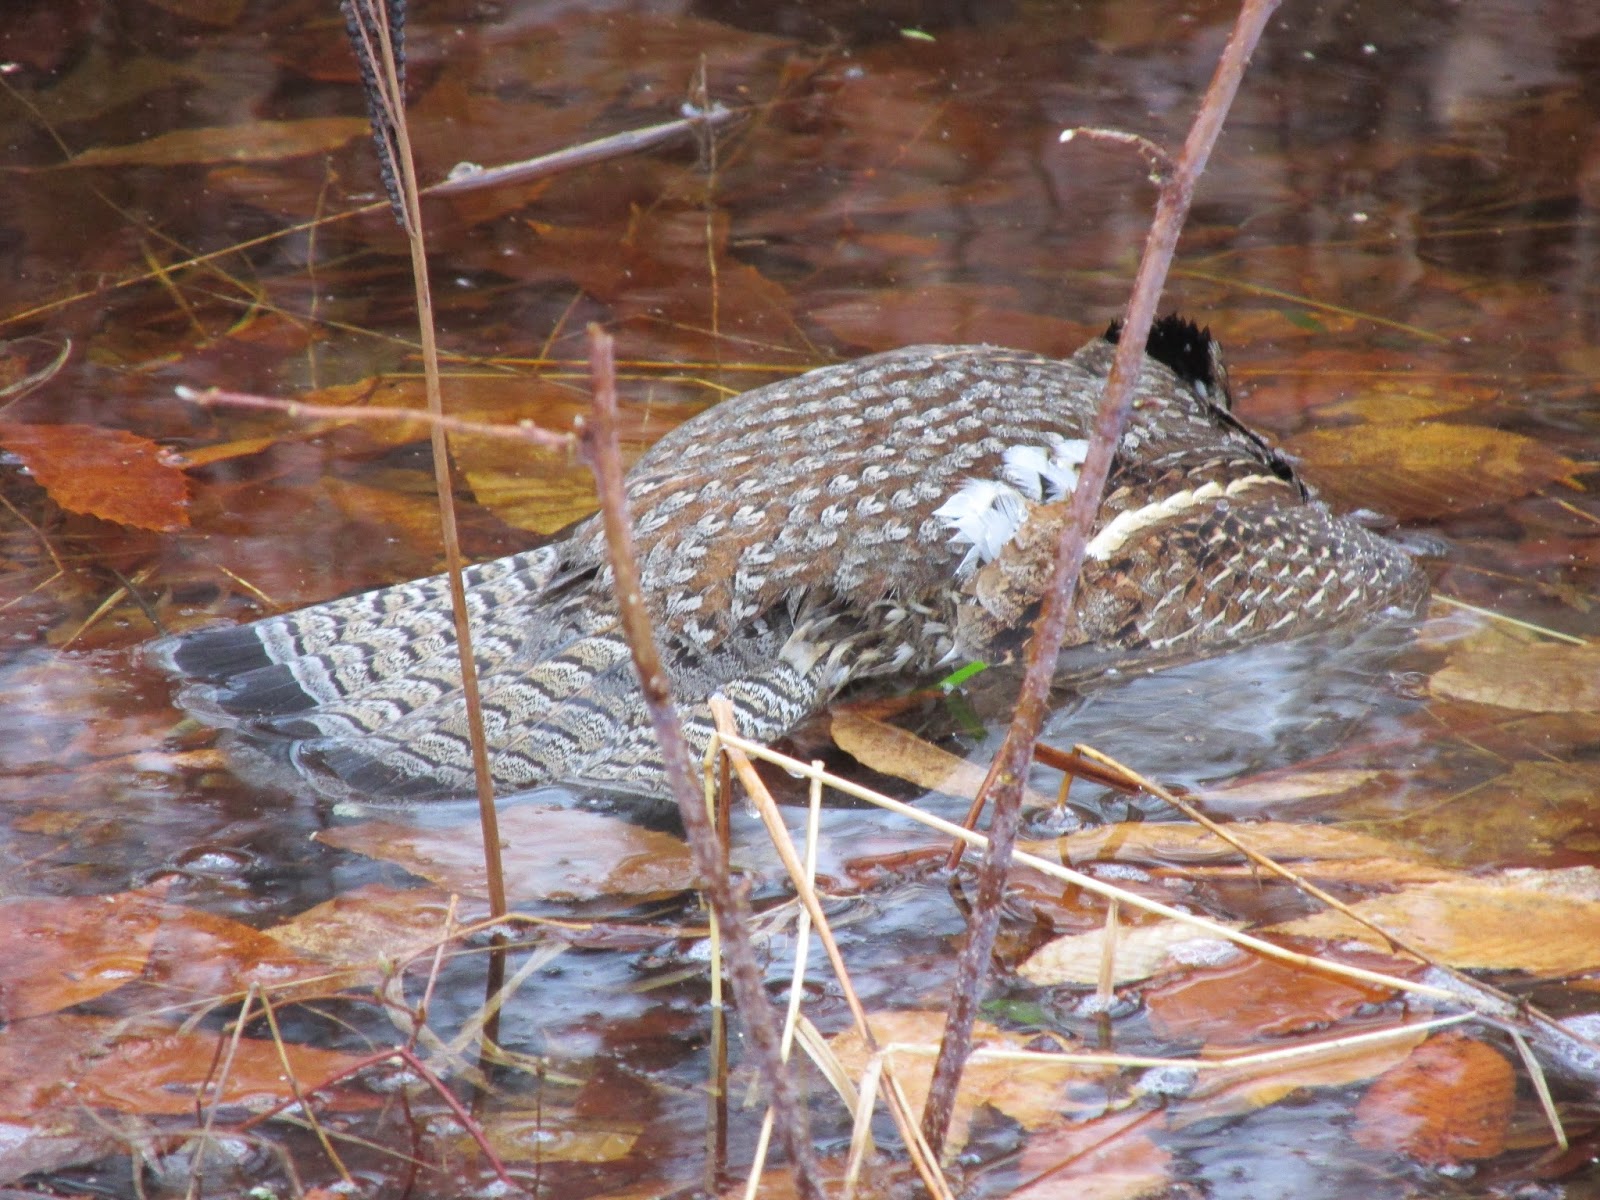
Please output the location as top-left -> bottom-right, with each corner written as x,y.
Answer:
579,327 -> 822,1200
921,0 -> 1286,1154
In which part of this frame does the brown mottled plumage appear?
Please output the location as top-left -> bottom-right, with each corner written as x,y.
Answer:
156,320 -> 1426,801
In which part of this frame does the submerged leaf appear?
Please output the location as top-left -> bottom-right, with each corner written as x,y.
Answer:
1284,422 -> 1584,519
0,886 -> 168,1020
1019,918 -> 1244,987
1270,874 -> 1600,973
830,710 -> 1054,807
1353,1033 -> 1513,1164
64,117 -> 368,167
1176,1025 -> 1428,1125
1010,1109 -> 1171,1200
828,1009 -> 1116,1153
1023,821 -> 1432,868
1429,640 -> 1600,712
1145,951 -> 1404,1044
0,421 -> 190,530
0,1013 -> 382,1119
315,807 -> 696,902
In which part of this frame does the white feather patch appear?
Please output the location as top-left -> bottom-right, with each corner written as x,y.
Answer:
1000,434 -> 1089,502
934,438 -> 1089,579
933,478 -> 1029,578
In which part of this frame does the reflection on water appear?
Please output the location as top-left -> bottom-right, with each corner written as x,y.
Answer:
1051,615 -> 1427,796
0,0 -> 1596,1195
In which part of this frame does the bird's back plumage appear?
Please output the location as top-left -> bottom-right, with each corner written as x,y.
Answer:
159,323 -> 1426,801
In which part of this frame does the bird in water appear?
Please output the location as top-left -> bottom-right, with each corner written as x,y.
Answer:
155,317 -> 1426,802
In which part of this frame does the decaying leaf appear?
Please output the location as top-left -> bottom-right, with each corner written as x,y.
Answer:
1429,639 -> 1600,713
0,421 -> 190,531
1010,1109 -> 1171,1200
1283,422 -> 1584,520
1019,918 -> 1244,987
811,285 -> 1091,356
315,806 -> 697,903
1353,1033 -> 1513,1164
0,885 -> 169,1021
1022,821 -> 1432,869
1270,874 -> 1600,973
266,883 -> 486,969
0,1013 -> 382,1119
1371,760 -> 1600,867
1175,1025 -> 1430,1125
481,1111 -> 640,1164
1145,951 -> 1407,1044
454,436 -> 602,533
144,903 -> 342,1003
829,710 -> 1055,808
1200,768 -> 1388,808
1314,382 -> 1485,425
64,117 -> 368,167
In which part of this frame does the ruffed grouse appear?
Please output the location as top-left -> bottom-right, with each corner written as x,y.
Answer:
158,318 -> 1426,801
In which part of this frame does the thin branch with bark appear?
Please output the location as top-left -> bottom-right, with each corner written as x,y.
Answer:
919,0 -> 1286,1156
579,326 -> 823,1200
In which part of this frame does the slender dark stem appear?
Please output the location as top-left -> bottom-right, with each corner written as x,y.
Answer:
580,327 -> 822,1200
918,0 -> 1285,1157
345,0 -> 508,921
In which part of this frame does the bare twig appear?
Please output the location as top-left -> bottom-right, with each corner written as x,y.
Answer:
430,106 -> 737,196
920,0 -> 1286,1152
579,327 -> 822,1200
1058,126 -> 1174,181
172,384 -> 573,454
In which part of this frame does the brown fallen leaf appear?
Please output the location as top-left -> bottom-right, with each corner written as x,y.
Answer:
1313,381 -> 1485,425
1429,640 -> 1600,713
1174,1024 -> 1430,1126
811,285 -> 1092,356
1178,856 -> 1462,888
1145,951 -> 1406,1044
829,710 -> 1055,808
1010,1109 -> 1170,1200
0,884 -> 170,1021
266,883 -> 486,969
1353,1032 -> 1514,1164
454,438 -> 603,534
1367,760 -> 1600,868
1283,422 -> 1584,520
525,213 -> 798,345
0,421 -> 190,531
1019,918 -> 1245,987
1269,875 -> 1600,973
144,903 -> 345,1004
481,1111 -> 640,1164
0,1013 -> 382,1119
1200,768 -> 1387,808
315,806 -> 697,903
63,116 -> 368,167
1023,821 -> 1432,868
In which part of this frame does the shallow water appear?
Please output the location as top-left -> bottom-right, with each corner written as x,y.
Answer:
2,1 -> 1598,1196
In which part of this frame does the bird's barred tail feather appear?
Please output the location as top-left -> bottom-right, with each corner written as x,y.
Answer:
153,548 -> 832,802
